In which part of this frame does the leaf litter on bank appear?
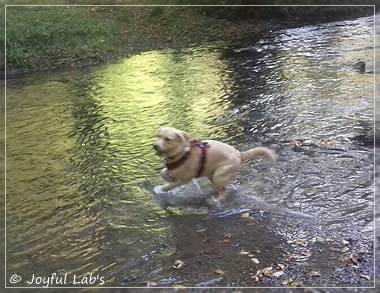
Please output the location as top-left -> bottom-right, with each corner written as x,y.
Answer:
251,265 -> 285,282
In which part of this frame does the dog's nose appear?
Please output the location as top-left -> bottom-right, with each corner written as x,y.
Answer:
153,144 -> 159,151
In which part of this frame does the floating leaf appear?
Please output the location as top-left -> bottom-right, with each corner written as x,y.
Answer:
360,274 -> 371,280
313,236 -> 325,243
240,212 -> 251,219
251,257 -> 260,264
219,239 -> 230,244
215,269 -> 225,275
146,281 -> 157,287
173,259 -> 184,269
285,253 -> 295,262
341,246 -> 350,253
341,256 -> 352,264
295,239 -> 307,247
351,256 -> 361,266
301,251 -> 312,257
342,239 -> 350,246
273,271 -> 284,278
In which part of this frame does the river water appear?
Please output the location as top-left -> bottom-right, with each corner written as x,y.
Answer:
6,16 -> 374,288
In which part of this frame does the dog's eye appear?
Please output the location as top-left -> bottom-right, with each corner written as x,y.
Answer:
164,137 -> 173,142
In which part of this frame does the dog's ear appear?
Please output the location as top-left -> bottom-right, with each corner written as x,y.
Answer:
176,130 -> 191,143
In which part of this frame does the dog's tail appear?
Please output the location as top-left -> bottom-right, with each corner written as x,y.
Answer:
240,147 -> 277,164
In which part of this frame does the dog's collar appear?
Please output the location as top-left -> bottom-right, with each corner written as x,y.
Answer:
165,140 -> 210,177
165,150 -> 191,170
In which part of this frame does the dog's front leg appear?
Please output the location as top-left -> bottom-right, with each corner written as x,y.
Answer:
162,180 -> 193,192
160,168 -> 190,192
160,168 -> 177,183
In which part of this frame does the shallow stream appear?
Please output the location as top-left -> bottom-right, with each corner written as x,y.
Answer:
6,16 -> 374,287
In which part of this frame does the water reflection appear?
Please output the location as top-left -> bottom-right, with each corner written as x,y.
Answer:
6,16 -> 374,287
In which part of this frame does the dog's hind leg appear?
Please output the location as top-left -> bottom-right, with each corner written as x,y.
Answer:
210,165 -> 239,202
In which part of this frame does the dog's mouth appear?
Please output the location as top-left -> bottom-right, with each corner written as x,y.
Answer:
153,144 -> 163,156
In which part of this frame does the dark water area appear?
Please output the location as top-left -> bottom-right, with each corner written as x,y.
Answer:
6,16 -> 374,288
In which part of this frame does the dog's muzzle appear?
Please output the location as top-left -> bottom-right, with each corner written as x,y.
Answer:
153,143 -> 162,155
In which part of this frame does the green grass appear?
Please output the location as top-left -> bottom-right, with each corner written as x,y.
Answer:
4,3 -> 374,72
6,6 -> 123,69
5,5 -> 235,71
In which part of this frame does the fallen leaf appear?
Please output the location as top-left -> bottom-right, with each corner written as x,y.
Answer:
262,266 -> 273,272
263,270 -> 273,278
277,263 -> 286,271
251,257 -> 260,264
341,246 -> 350,253
309,271 -> 321,278
238,250 -> 250,256
215,269 -> 225,275
261,266 -> 273,278
173,259 -> 184,269
251,275 -> 260,283
289,281 -> 302,287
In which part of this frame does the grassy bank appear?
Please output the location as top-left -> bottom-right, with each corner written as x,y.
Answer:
5,4 -> 374,73
5,6 -> 264,72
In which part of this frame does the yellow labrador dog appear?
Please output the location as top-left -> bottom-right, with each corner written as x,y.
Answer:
153,127 -> 276,203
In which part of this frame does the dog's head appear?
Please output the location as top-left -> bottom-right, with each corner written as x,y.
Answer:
153,127 -> 191,158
